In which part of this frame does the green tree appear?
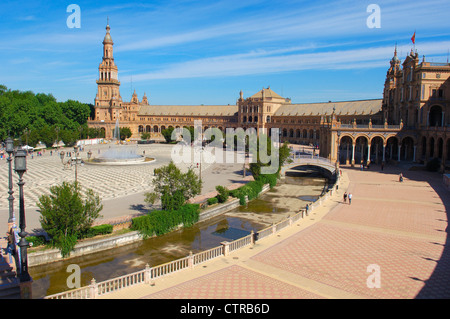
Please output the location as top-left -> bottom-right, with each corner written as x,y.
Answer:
145,161 -> 202,211
0,85 -> 91,143
161,127 -> 175,143
37,182 -> 103,257
141,132 -> 151,140
215,185 -> 229,203
113,126 -> 132,140
249,135 -> 292,180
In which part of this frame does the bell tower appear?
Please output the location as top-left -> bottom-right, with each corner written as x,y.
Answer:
94,20 -> 123,120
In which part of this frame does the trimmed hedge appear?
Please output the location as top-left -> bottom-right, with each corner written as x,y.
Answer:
229,173 -> 279,205
83,224 -> 113,238
207,197 -> 219,205
27,224 -> 114,248
131,204 -> 200,238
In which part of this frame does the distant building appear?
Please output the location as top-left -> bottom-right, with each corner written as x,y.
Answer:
88,24 -> 449,171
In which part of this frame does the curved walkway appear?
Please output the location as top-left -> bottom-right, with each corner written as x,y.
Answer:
101,164 -> 450,299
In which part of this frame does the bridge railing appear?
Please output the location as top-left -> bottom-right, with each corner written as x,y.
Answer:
45,175 -> 341,299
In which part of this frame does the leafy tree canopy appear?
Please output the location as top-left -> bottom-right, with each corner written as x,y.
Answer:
0,85 -> 92,146
37,181 -> 103,257
145,161 -> 202,211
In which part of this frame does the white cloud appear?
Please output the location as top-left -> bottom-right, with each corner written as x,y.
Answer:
129,40 -> 450,81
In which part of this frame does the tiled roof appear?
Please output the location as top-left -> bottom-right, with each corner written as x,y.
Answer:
138,105 -> 238,116
273,99 -> 382,116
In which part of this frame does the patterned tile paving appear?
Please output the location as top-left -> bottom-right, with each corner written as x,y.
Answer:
251,222 -> 446,298
0,143 -> 216,209
143,265 -> 324,299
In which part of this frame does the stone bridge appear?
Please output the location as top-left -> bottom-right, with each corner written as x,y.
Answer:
281,155 -> 337,177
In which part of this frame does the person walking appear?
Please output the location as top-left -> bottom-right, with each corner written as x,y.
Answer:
399,173 -> 403,182
348,193 -> 352,205
343,192 -> 347,203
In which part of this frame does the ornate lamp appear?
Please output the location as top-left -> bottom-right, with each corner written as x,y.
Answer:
14,147 -> 31,283
6,137 -> 15,225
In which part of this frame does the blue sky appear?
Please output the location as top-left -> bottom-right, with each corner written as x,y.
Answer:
0,0 -> 449,105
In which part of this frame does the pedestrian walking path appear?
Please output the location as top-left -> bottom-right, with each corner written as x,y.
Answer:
101,165 -> 450,299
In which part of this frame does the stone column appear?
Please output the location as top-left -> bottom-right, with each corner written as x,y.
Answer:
382,144 -> 386,162
413,145 -> 417,162
376,143 -> 379,163
221,241 -> 230,256
351,143 -> 356,166
397,145 -> 401,162
346,143 -> 350,165
367,144 -> 371,164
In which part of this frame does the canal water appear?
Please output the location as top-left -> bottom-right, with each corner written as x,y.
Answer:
29,174 -> 327,298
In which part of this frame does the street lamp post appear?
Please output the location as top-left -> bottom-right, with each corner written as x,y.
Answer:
14,146 -> 31,283
72,145 -> 84,183
6,137 -> 15,229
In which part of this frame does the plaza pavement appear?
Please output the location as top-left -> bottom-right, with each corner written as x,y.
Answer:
0,142 -> 251,237
100,163 -> 450,299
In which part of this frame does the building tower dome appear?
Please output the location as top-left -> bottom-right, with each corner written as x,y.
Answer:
103,19 -> 113,44
391,44 -> 400,64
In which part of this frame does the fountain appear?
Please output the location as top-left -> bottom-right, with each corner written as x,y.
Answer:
87,118 -> 155,166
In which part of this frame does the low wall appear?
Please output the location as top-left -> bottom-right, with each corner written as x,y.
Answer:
29,231 -> 143,267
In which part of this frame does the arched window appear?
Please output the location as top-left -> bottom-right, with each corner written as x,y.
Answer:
429,105 -> 443,127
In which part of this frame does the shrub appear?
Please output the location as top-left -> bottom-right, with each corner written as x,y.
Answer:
179,204 -> 200,227
207,197 -> 219,205
131,204 -> 200,238
83,224 -> 113,238
215,185 -> 229,203
257,173 -> 278,188
229,189 -> 241,198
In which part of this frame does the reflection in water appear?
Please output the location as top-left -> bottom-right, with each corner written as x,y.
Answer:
29,174 -> 326,298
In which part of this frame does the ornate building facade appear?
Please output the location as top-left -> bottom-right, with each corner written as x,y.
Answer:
88,24 -> 449,171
